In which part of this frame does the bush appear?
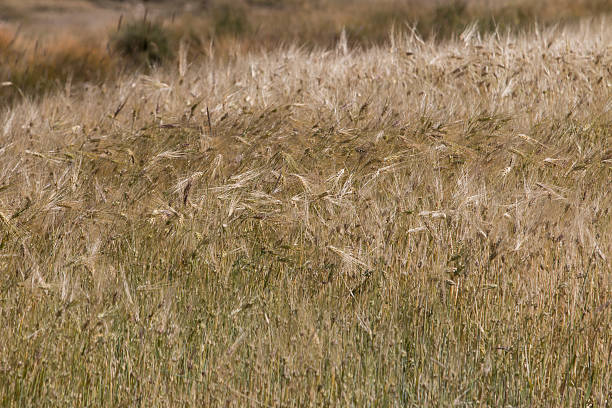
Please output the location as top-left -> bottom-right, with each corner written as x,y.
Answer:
111,19 -> 173,66
423,1 -> 471,40
212,3 -> 250,36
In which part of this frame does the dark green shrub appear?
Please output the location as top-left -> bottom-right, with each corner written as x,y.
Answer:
481,5 -> 537,34
346,9 -> 407,46
212,4 -> 250,36
112,20 -> 172,66
426,1 -> 470,39
245,0 -> 286,8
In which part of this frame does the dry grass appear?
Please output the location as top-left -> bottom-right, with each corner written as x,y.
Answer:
0,12 -> 611,408
3,0 -> 612,105
178,0 -> 612,49
0,27 -> 115,105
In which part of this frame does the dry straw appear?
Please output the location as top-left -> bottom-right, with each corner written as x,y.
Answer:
0,17 -> 610,407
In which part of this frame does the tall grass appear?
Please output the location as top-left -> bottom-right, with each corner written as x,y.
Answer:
3,0 -> 612,105
199,0 -> 612,46
0,15 -> 610,405
0,28 -> 115,105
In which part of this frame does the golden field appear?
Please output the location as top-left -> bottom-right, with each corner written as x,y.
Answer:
0,1 -> 611,406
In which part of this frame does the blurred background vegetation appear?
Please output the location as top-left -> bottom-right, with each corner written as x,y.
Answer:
2,0 -> 612,105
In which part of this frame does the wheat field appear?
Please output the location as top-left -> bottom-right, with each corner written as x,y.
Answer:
0,15 -> 611,407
